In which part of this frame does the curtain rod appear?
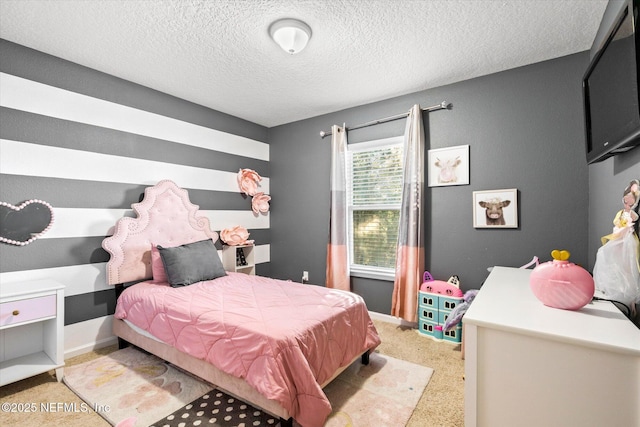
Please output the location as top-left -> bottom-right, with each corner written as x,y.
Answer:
319,101 -> 451,138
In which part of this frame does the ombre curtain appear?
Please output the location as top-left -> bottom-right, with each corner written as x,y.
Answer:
391,105 -> 425,321
326,124 -> 350,291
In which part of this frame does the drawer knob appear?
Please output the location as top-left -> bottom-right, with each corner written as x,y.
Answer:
12,310 -> 20,316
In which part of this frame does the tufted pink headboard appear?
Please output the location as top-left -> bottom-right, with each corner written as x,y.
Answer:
102,180 -> 219,285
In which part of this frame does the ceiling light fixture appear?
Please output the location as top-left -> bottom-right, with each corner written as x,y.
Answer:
269,18 -> 312,55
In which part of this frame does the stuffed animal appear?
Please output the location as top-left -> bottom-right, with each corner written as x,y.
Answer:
443,289 -> 479,331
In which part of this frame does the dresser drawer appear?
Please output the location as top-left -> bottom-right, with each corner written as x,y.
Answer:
418,292 -> 438,309
0,294 -> 57,327
419,306 -> 438,322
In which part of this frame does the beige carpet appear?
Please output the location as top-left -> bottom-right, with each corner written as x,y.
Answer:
377,321 -> 465,427
310,351 -> 433,427
0,319 -> 464,426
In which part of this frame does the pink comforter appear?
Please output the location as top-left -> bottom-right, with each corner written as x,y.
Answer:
114,273 -> 381,427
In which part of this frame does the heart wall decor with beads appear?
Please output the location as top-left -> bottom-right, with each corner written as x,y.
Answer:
0,199 -> 55,246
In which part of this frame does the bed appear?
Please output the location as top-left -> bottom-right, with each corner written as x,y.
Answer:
101,180 -> 381,427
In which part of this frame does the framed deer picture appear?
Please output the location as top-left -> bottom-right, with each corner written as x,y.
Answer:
428,145 -> 470,187
473,189 -> 518,228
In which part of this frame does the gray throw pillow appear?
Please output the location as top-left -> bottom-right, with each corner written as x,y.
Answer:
157,239 -> 226,287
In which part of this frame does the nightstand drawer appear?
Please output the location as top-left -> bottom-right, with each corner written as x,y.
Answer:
0,294 -> 56,327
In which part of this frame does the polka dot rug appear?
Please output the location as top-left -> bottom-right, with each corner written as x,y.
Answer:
149,389 -> 278,427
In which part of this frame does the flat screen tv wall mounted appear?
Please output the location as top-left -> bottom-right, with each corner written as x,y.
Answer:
583,0 -> 640,164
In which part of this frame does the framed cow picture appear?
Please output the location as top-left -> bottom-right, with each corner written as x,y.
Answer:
428,145 -> 470,187
473,189 -> 518,228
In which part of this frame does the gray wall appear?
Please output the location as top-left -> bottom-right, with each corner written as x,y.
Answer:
269,53 -> 591,314
0,40 -> 270,344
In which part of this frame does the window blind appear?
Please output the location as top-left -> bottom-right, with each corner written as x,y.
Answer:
347,138 -> 403,275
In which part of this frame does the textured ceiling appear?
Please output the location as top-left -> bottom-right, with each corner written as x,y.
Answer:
0,0 -> 608,127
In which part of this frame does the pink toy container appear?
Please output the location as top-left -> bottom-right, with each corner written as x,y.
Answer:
529,250 -> 595,310
420,271 -> 463,297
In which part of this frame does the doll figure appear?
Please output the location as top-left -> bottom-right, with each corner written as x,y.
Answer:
593,179 -> 640,310
607,179 -> 640,238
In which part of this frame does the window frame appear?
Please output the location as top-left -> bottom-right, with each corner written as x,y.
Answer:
346,136 -> 404,281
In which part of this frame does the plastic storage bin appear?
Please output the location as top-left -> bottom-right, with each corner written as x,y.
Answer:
418,290 -> 463,343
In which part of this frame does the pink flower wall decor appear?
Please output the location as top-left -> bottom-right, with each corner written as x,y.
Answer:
220,226 -> 254,246
237,168 -> 262,196
238,168 -> 271,214
252,192 -> 271,214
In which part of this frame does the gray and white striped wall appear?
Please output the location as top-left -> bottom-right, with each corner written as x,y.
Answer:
0,40 -> 270,357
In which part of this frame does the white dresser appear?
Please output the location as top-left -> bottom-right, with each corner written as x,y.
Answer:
464,266 -> 640,427
0,279 -> 65,386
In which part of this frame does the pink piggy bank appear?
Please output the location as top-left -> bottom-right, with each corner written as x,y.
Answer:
529,250 -> 595,310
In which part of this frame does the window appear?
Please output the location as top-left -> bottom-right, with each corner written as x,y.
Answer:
346,137 -> 404,279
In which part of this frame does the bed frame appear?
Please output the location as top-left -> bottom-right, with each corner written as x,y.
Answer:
102,180 -> 369,426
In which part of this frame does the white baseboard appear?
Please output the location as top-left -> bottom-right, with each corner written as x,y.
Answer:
65,336 -> 118,359
63,315 -> 116,359
368,311 -> 418,328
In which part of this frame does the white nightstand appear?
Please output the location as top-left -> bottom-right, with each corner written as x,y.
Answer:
222,244 -> 255,275
0,279 -> 65,386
